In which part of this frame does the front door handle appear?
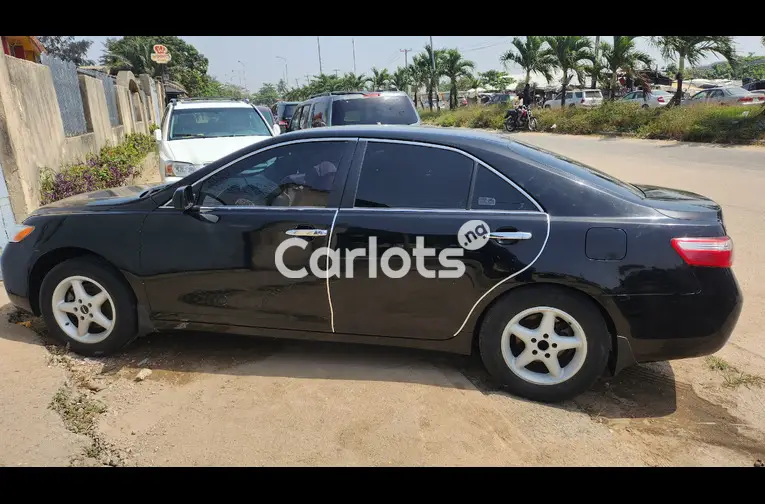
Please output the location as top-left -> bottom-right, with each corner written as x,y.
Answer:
285,228 -> 328,237
489,231 -> 532,241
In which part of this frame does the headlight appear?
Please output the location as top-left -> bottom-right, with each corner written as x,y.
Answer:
163,161 -> 196,178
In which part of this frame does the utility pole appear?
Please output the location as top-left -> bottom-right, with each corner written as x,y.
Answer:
429,36 -> 440,111
317,36 -> 323,75
276,56 -> 288,87
304,74 -> 311,86
238,60 -> 247,93
592,36 -> 600,89
400,48 -> 412,96
333,69 -> 340,77
352,38 -> 357,74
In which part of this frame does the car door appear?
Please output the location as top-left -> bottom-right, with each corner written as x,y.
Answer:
690,90 -> 709,105
329,140 -> 549,341
140,138 -> 358,332
708,89 -> 725,105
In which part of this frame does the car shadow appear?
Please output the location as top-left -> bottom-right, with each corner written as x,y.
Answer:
2,303 -> 677,420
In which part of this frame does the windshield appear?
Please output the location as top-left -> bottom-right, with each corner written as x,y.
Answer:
168,107 -> 271,140
509,140 -> 645,199
331,95 -> 419,125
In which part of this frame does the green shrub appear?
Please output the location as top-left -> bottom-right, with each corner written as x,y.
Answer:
40,133 -> 156,205
149,123 -> 160,133
420,100 -> 765,145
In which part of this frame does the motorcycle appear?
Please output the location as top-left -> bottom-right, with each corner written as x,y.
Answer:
504,104 -> 538,132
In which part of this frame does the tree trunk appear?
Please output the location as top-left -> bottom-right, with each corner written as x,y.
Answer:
592,35 -> 600,89
427,85 -> 433,111
610,70 -> 618,101
561,69 -> 568,108
525,70 -> 530,85
670,55 -> 685,107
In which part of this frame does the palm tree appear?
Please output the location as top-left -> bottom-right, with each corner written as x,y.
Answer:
651,36 -> 736,106
390,67 -> 409,92
408,62 -> 427,107
367,67 -> 391,90
499,36 -> 553,85
341,72 -> 367,91
761,36 -> 765,47
101,38 -> 157,76
541,36 -> 594,108
441,49 -> 474,108
417,44 -> 445,111
600,36 -> 653,101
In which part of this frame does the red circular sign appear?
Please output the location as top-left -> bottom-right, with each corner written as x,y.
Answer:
153,44 -> 168,54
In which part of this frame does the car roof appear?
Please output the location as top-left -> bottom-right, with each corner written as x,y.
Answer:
173,100 -> 254,110
279,124 -> 511,150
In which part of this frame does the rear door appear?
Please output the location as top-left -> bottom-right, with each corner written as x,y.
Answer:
329,139 -> 549,340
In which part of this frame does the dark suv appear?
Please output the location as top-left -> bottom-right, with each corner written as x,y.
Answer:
272,101 -> 300,133
286,91 -> 420,132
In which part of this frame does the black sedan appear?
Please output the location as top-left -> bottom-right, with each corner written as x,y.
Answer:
1,126 -> 742,403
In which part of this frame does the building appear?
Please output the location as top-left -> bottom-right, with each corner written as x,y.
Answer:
1,36 -> 46,63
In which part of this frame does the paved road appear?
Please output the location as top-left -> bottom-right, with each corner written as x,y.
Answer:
2,133 -> 764,466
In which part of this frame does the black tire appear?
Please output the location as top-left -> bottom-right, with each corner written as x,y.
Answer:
641,104 -> 649,109
544,105 -> 551,109
478,286 -> 610,403
39,256 -> 139,356
504,120 -> 516,132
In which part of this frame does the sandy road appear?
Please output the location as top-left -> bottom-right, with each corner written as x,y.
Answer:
1,133 -> 764,466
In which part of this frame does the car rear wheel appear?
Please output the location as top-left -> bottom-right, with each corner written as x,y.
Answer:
39,257 -> 138,356
478,286 -> 610,402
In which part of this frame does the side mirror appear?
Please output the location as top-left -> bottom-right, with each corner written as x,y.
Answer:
272,123 -> 281,136
172,185 -> 195,211
154,129 -> 162,142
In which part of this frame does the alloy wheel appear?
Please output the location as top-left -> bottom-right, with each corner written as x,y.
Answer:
51,275 -> 116,344
500,306 -> 587,386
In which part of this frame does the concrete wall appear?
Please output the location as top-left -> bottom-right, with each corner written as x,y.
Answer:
0,54 -> 164,226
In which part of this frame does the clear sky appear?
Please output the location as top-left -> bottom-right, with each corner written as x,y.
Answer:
82,36 -> 764,92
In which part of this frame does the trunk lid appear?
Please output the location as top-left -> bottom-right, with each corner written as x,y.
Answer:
636,184 -> 724,226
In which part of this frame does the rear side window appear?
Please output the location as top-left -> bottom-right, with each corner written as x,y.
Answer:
470,167 -> 535,211
331,94 -> 419,126
311,99 -> 330,127
585,91 -> 601,98
355,142 -> 473,209
300,105 -> 311,129
575,92 -> 583,99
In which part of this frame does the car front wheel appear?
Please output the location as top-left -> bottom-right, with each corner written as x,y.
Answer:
39,256 -> 139,356
478,286 -> 610,402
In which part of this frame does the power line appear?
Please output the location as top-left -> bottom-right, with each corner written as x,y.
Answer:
461,37 -> 514,53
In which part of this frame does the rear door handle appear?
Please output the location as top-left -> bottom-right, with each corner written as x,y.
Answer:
285,228 -> 328,237
489,231 -> 532,241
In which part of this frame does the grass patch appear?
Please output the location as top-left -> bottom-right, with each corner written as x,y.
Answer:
40,133 -> 156,206
704,356 -> 764,390
50,385 -> 107,435
420,101 -> 765,145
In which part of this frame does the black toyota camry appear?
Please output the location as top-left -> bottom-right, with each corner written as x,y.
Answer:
1,125 -> 742,403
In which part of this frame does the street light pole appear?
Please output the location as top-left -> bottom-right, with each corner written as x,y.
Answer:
352,38 -> 357,74
317,36 -> 323,75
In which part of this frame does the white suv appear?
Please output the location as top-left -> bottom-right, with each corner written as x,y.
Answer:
155,98 -> 280,183
543,89 -> 603,109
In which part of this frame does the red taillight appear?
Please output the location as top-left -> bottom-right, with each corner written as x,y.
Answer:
363,93 -> 381,98
671,237 -> 733,268
580,98 -> 585,104
737,97 -> 753,102
657,96 -> 665,103
279,120 -> 288,125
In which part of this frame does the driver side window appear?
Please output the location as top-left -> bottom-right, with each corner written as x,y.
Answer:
197,141 -> 349,208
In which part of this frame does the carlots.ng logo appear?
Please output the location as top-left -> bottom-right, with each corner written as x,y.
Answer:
276,220 -> 491,280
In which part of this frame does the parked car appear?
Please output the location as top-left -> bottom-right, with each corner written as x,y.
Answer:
543,89 -> 603,109
620,89 -> 674,108
683,87 -> 765,106
155,97 -> 279,184
272,101 -> 300,133
1,126 -> 741,403
287,91 -> 420,132
486,93 -> 516,106
256,105 -> 279,132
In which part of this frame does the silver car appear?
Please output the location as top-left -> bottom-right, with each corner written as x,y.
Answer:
543,89 -> 603,109
684,86 -> 765,106
621,89 -> 674,108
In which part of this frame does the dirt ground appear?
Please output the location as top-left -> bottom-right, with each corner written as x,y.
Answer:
2,133 -> 764,467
